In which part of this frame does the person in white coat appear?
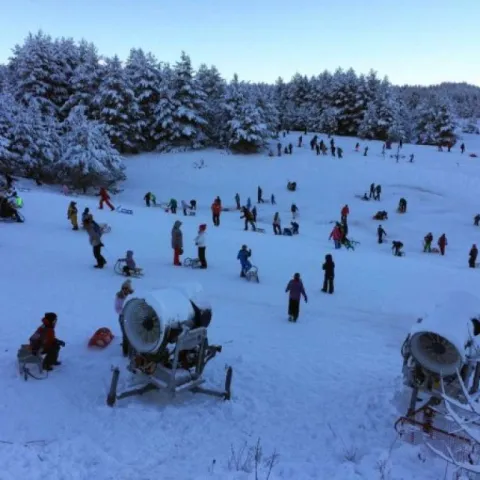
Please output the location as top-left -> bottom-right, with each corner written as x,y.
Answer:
195,224 -> 207,268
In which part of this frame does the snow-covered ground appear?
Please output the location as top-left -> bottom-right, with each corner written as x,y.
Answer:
1,132 -> 480,480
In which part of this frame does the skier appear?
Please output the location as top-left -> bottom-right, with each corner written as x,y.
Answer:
392,241 -> 404,256
237,245 -> 252,277
29,312 -> 65,371
291,203 -> 299,220
437,234 -> 447,256
374,184 -> 382,201
235,193 -> 241,210
285,273 -> 308,322
273,212 -> 281,235
241,207 -> 256,231
171,220 -> 183,266
99,187 -> 115,211
144,192 -> 152,207
377,225 -> 387,244
194,224 -> 207,269
369,183 -> 375,199
211,199 -> 221,226
423,233 -> 433,253
321,254 -> 335,294
257,186 -> 264,204
469,244 -> 478,268
341,204 -> 349,223
474,214 -> 480,226
67,201 -> 78,230
83,216 -> 106,268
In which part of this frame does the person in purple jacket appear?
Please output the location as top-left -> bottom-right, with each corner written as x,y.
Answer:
285,273 -> 308,322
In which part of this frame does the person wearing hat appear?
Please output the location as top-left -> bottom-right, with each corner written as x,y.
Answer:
29,313 -> 65,371
115,280 -> 134,356
67,201 -> 78,230
285,273 -> 308,322
171,220 -> 183,266
195,224 -> 207,268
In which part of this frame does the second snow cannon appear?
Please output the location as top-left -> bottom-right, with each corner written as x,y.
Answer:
401,291 -> 480,414
107,284 -> 232,406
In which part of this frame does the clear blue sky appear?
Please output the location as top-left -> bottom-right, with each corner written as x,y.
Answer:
1,0 -> 478,86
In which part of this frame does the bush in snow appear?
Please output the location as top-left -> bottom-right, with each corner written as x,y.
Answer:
59,106 -> 125,191
461,118 -> 480,134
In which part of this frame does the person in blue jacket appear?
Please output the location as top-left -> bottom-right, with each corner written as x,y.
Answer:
237,245 -> 252,277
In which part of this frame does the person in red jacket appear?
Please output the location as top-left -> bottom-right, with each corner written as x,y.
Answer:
341,204 -> 349,223
99,187 -> 115,211
211,200 -> 221,226
437,234 -> 447,256
29,313 -> 65,371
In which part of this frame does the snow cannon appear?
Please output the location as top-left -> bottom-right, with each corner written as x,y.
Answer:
401,291 -> 480,413
107,283 -> 232,407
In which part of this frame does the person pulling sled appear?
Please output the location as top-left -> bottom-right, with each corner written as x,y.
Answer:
237,245 -> 259,282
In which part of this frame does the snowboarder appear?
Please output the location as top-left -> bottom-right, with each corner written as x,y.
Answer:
423,233 -> 433,253
99,187 -> 115,211
67,201 -> 78,230
374,184 -> 382,201
84,216 -> 106,268
211,199 -> 221,226
341,204 -> 349,223
144,192 -> 152,207
322,254 -> 335,294
235,193 -> 241,210
469,244 -> 478,268
291,203 -> 299,220
437,234 -> 447,256
194,224 -> 207,269
171,220 -> 183,266
474,214 -> 480,226
237,245 -> 252,277
257,186 -> 264,204
29,312 -> 65,371
377,225 -> 387,244
273,212 -> 281,235
285,273 -> 308,322
241,207 -> 256,231
392,241 -> 404,256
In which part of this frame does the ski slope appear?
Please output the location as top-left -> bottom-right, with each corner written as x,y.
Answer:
1,132 -> 480,480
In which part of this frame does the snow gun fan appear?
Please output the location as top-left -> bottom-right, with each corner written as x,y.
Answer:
400,292 -> 480,417
107,284 -> 232,406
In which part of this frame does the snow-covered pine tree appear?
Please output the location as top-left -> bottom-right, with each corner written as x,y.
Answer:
0,94 -> 18,172
222,75 -> 270,153
308,71 -> 334,132
462,117 -> 480,134
9,99 -> 61,181
92,55 -> 142,153
125,48 -> 163,150
415,95 -> 458,146
253,83 -> 279,138
165,51 -> 207,149
60,106 -> 125,190
274,77 -> 289,130
388,98 -> 413,142
196,64 -> 226,145
357,102 -> 379,140
61,40 -> 103,120
283,73 -> 311,130
318,107 -> 338,135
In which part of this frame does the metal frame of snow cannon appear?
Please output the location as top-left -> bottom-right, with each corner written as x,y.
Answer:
106,291 -> 232,407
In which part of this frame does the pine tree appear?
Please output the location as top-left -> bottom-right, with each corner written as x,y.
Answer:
415,96 -> 458,145
125,48 -> 163,150
318,107 -> 338,135
60,106 -> 125,190
357,102 -> 379,140
92,55 -> 142,152
0,94 -> 17,172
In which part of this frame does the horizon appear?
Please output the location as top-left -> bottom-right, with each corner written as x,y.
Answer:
0,0 -> 479,88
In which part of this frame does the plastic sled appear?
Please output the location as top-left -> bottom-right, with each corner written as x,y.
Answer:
0,211 -> 24,223
116,205 -> 133,215
99,223 -> 111,234
254,227 -> 265,234
244,265 -> 260,283
88,328 -> 114,348
114,259 -> 144,277
183,257 -> 202,268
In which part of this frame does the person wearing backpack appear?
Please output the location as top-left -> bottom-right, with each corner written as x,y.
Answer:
84,216 -> 106,268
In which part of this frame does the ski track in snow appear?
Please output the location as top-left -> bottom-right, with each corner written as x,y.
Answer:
2,132 -> 480,479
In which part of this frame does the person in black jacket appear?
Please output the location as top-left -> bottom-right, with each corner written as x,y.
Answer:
322,254 -> 335,294
377,225 -> 387,244
469,244 -> 478,268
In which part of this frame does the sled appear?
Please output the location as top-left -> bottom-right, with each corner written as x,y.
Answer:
17,344 -> 44,381
116,205 -> 133,215
183,257 -> 202,268
244,265 -> 260,283
0,212 -> 25,223
343,239 -> 360,251
114,259 -> 144,277
355,194 -> 370,201
99,223 -> 111,234
254,227 -> 266,234
423,247 -> 440,254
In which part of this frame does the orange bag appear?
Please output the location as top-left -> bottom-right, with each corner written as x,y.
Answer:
88,328 -> 114,348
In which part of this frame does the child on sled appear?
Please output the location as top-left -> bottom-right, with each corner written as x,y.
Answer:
121,250 -> 143,277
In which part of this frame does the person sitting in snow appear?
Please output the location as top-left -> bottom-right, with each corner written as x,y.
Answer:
291,221 -> 299,235
121,250 -> 142,276
398,198 -> 407,213
237,245 -> 253,277
392,241 -> 404,256
361,193 -> 369,201
29,312 -> 65,371
373,210 -> 388,221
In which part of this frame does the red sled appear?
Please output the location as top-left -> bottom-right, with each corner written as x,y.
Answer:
88,328 -> 114,348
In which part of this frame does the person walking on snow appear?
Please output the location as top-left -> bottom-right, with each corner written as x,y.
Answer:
67,201 -> 78,230
438,234 -> 447,256
285,273 -> 308,322
273,212 -> 281,235
237,245 -> 252,277
211,199 -> 221,226
115,280 -> 134,356
341,204 -> 349,223
369,183 -> 375,199
144,192 -> 152,207
84,216 -> 106,268
329,223 -> 343,249
171,220 -> 183,266
374,184 -> 382,201
461,143 -> 465,154
235,193 -> 241,210
322,254 -> 335,294
241,207 -> 256,231
99,187 -> 115,211
194,224 -> 207,269
291,203 -> 299,219
257,186 -> 264,203
168,198 -> 177,214
423,232 -> 433,252
469,244 -> 478,268
377,225 -> 387,244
